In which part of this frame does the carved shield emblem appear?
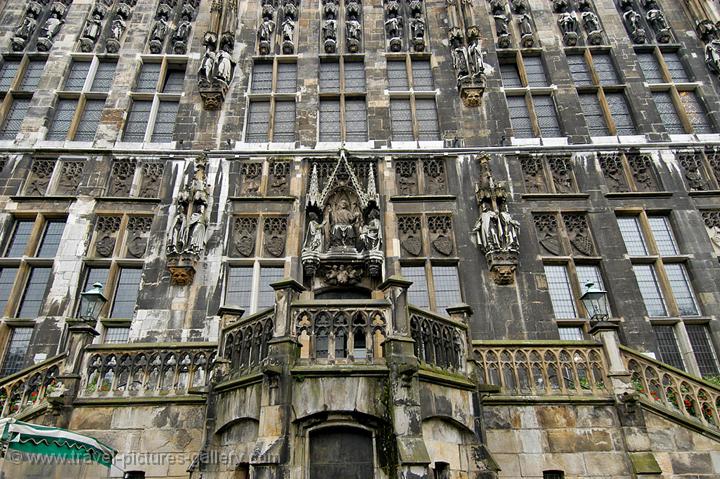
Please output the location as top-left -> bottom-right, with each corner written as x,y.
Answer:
432,235 -> 453,256
234,234 -> 255,257
539,234 -> 562,256
127,235 -> 147,258
265,235 -> 286,258
401,235 -> 422,256
570,234 -> 594,256
96,236 -> 116,257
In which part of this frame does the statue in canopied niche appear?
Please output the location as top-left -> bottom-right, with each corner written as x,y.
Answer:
329,198 -> 359,248
302,212 -> 326,253
360,209 -> 382,251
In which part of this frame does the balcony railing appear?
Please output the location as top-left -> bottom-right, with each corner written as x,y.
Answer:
0,354 -> 66,418
80,343 -> 216,398
410,307 -> 467,373
622,345 -> 720,430
292,300 -> 391,363
221,308 -> 274,375
473,341 -> 610,396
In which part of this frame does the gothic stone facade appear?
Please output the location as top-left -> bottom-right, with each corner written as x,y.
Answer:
0,0 -> 719,478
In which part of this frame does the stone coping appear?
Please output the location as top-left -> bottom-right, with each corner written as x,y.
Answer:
418,368 -> 475,390
84,342 -> 217,351
472,339 -> 601,346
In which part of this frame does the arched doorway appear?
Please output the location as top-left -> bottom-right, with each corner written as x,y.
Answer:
308,426 -> 374,479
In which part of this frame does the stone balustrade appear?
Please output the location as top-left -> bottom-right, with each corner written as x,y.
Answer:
473,341 -> 610,396
0,354 -> 66,418
410,307 -> 467,372
292,300 -> 391,362
221,308 -> 275,375
80,344 -> 216,398
622,345 -> 720,430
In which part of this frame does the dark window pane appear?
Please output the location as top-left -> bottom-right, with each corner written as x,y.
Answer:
251,63 -> 273,93
17,267 -> 52,318
37,220 -> 65,258
533,96 -> 561,137
654,325 -> 684,370
135,63 -> 161,92
567,55 -> 592,85
653,91 -> 684,134
633,264 -> 667,317
47,99 -> 78,141
20,60 -> 45,90
91,61 -> 116,91
0,98 -> 30,139
605,93 -> 636,135
592,53 -> 620,84
500,62 -> 522,88
544,265 -> 577,319
432,265 -> 462,313
0,327 -> 33,376
319,62 -> 340,92
411,60 -> 433,90
163,67 -> 185,93
258,267 -> 284,310
0,59 -> 21,90
123,100 -> 152,141
0,268 -> 18,314
663,52 -> 689,83
75,99 -> 105,141
579,93 -> 609,136
345,99 -> 368,142
524,56 -> 547,86
679,91 -> 713,134
105,327 -> 130,344
272,101 -> 296,142
402,266 -> 429,308
319,100 -> 341,142
151,101 -> 178,142
637,53 -> 664,83
507,95 -> 533,138
390,99 -> 413,140
277,63 -> 297,93
226,266 -> 253,310
387,61 -> 409,90
344,61 -> 366,91
665,264 -> 698,316
246,101 -> 270,142
110,268 -> 142,318
65,61 -> 91,90
687,325 -> 719,377
6,220 -> 34,257
415,99 -> 439,141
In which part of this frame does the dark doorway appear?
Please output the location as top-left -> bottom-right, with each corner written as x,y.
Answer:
309,426 -> 374,479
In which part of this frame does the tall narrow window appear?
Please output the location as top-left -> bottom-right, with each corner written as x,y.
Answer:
0,327 -> 33,376
150,101 -> 179,142
226,266 -> 254,311
507,96 -> 533,138
544,265 -> 578,319
36,220 -> 65,258
402,266 -> 430,309
110,268 -> 142,318
75,99 -> 105,141
17,267 -> 52,318
432,265 -> 461,312
257,267 -> 284,310
47,99 -> 78,140
0,98 -> 30,140
245,60 -> 298,143
633,264 -> 667,317
686,325 -> 720,377
124,100 -> 153,142
653,325 -> 684,370
387,57 -> 439,142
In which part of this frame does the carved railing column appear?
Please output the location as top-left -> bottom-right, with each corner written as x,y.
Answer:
589,321 -> 633,398
58,320 -> 100,409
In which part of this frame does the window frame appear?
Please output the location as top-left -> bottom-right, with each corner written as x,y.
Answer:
318,55 -> 368,143
245,57 -> 299,143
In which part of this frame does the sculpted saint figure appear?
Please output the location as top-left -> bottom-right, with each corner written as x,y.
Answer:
330,199 -> 358,247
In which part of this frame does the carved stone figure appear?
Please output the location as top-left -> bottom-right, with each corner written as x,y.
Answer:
41,14 -> 63,40
558,13 -> 578,46
646,9 -> 671,43
582,11 -> 603,45
624,10 -> 646,44
498,204 -> 520,251
323,19 -> 337,41
282,18 -> 295,54
360,209 -> 382,251
552,0 -> 569,13
12,15 -> 37,51
198,49 -> 216,85
385,16 -> 403,41
468,38 -> 485,79
706,40 -> 720,74
346,19 -> 362,51
411,17 -> 426,51
110,17 -> 126,41
215,49 -> 234,84
188,205 -> 207,253
330,199 -> 358,248
150,18 -> 170,53
494,15 -> 511,48
475,203 -> 500,252
511,0 -> 527,14
489,0 -> 505,16
303,212 -> 326,253
258,18 -> 275,55
518,14 -> 534,48
697,19 -> 718,43
173,19 -> 192,54
169,203 -> 187,254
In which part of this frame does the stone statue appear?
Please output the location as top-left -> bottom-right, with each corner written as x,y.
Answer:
198,49 -> 216,84
450,30 -> 470,84
323,19 -> 337,41
475,203 -> 499,252
489,0 -> 505,15
110,17 -> 126,41
706,40 -> 720,74
646,9 -> 670,42
15,16 -> 38,41
323,0 -> 338,18
169,203 -> 188,253
494,15 -> 509,36
83,15 -> 102,41
468,38 -> 485,79
330,199 -> 358,248
151,18 -> 170,42
173,19 -> 192,54
41,14 -> 63,40
360,209 -> 382,251
385,16 -> 403,39
511,0 -> 527,14
623,10 -> 646,43
498,204 -> 520,251
697,19 -> 718,43
188,205 -> 207,253
282,17 -> 295,42
411,17 -> 425,42
346,19 -> 361,41
215,49 -> 233,84
303,212 -> 326,253
518,14 -> 533,38
582,11 -> 602,44
558,13 -> 577,35
552,0 -> 570,13
258,18 -> 275,55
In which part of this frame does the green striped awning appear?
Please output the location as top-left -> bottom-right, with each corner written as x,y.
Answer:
0,418 -> 116,468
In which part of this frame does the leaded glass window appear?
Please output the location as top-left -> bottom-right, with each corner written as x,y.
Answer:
75,99 -> 105,141
65,61 -> 91,90
110,268 -> 142,318
663,52 -> 689,83
679,91 -> 713,134
320,62 -> 340,92
432,265 -> 461,312
578,93 -> 608,136
633,264 -> 667,317
544,265 -> 578,319
411,60 -> 433,90
91,61 -> 116,91
0,268 -> 18,314
47,99 -> 78,140
17,267 -> 52,318
20,60 -> 44,91
258,267 -> 284,309
124,100 -> 152,141
0,327 -> 33,376
415,99 -> 439,141
344,62 -> 366,91
687,325 -> 719,377
0,59 -> 20,91
402,266 -> 429,308
647,216 -> 678,256
319,100 -> 341,142
390,99 -> 413,141
105,327 -> 130,344
654,325 -> 684,370
500,62 -> 522,88
653,92 -> 683,134
618,217 -> 648,256
637,53 -> 664,83
558,327 -> 584,341
276,63 -> 297,93
272,101 -> 296,142
150,101 -> 178,142
567,55 -> 592,85
162,67 -> 185,93
246,101 -> 270,142
345,99 -> 368,142
135,63 -> 161,92
37,220 -> 65,258
5,220 -> 34,257
665,264 -> 698,316
524,56 -> 547,87
0,98 -> 30,140
592,53 -> 619,84
534,96 -> 561,137
387,61 -> 409,90
226,266 -> 253,310
605,93 -> 635,135
251,62 -> 273,93
507,96 -> 533,138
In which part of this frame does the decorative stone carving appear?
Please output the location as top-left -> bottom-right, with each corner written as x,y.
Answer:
428,215 -> 453,256
345,0 -> 362,53
398,216 -> 422,257
127,217 -> 152,258
581,11 -> 603,45
646,8 -> 670,44
518,14 -> 534,48
105,0 -> 136,54
167,153 -> 212,285
258,0 -> 276,55
520,156 -> 547,193
322,0 -> 338,53
697,19 -> 718,44
56,161 -> 83,195
268,161 -> 290,196
701,210 -> 720,253
598,154 -> 628,192
149,16 -> 171,54
423,159 -> 447,195
239,162 -> 262,196
677,152 -> 708,192
199,0 -> 237,109
263,217 -> 287,257
552,0 -> 569,13
473,155 -> 519,285
302,150 -> 382,280
558,12 -> 578,46
533,214 -> 561,256
396,160 -> 418,195
95,216 -> 121,258
510,0 -> 527,14
108,159 -> 137,197
38,1 -> 71,52
706,149 -> 720,184
173,2 -> 195,54
281,17 -> 296,54
12,1 -> 44,52
384,0 -> 403,52
706,40 -> 720,75
323,264 -> 361,286
232,217 -> 258,257
26,159 -> 55,196
494,14 -> 511,49
139,161 -> 165,198
623,9 -> 646,44
627,153 -> 658,192
80,3 -> 106,52
547,156 -> 575,193
563,214 -> 594,256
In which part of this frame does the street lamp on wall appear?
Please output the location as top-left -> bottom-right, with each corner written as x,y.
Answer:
78,282 -> 108,323
580,281 -> 609,323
